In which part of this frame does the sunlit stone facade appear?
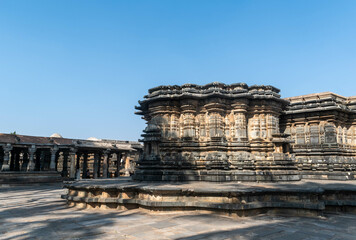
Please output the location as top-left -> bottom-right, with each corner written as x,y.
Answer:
134,83 -> 302,181
282,92 -> 356,179
134,83 -> 356,181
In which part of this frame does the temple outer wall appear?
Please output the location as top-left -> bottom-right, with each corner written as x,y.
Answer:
281,92 -> 356,180
134,83 -> 356,182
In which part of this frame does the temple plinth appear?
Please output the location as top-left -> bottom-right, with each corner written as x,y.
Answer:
62,82 -> 356,215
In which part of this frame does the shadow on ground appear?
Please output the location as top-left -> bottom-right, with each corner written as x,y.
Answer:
2,182 -> 356,240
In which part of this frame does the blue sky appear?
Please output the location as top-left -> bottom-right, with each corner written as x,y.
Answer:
1,0 -> 356,141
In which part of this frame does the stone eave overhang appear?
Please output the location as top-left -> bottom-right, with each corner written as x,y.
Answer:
0,133 -> 141,152
0,142 -> 74,148
284,92 -> 356,110
136,86 -> 288,115
283,105 -> 356,115
147,82 -> 249,94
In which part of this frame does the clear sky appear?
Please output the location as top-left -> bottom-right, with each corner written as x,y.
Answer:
1,0 -> 356,141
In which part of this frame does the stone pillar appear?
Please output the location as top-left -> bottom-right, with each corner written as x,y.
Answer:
75,152 -> 81,180
21,151 -> 29,171
27,145 -> 36,171
35,150 -> 41,171
124,154 -> 130,176
62,151 -> 69,177
82,152 -> 88,178
1,144 -> 13,171
116,152 -> 122,177
10,149 -> 15,171
55,152 -> 60,171
50,146 -> 58,171
102,149 -> 110,178
69,148 -> 77,179
0,147 -> 4,170
94,152 -> 100,179
14,150 -> 20,171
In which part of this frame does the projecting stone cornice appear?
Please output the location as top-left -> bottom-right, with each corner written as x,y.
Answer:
283,92 -> 356,114
135,82 -> 288,115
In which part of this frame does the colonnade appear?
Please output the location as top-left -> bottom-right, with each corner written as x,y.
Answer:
0,144 -> 133,179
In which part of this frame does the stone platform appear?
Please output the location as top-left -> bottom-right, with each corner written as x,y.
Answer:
0,171 -> 62,184
4,184 -> 356,239
62,177 -> 356,217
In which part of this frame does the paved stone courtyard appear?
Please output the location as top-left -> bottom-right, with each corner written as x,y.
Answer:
1,184 -> 356,240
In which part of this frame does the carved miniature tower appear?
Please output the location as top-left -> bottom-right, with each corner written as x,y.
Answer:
134,82 -> 300,181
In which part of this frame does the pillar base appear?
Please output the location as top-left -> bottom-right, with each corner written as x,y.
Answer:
1,164 -> 10,171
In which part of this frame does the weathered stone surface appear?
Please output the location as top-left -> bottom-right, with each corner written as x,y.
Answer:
134,83 -> 300,181
0,133 -> 142,180
134,83 -> 356,181
62,178 -> 356,216
282,92 -> 356,180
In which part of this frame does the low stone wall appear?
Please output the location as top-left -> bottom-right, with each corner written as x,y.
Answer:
0,171 -> 62,184
62,178 -> 356,216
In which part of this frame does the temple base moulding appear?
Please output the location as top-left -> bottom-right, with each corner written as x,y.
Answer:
62,177 -> 356,217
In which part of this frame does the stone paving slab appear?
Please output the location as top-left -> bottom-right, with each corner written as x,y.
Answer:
1,183 -> 356,239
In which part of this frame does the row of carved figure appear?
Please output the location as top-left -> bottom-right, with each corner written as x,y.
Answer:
144,151 -> 293,166
148,112 -> 281,142
283,122 -> 356,146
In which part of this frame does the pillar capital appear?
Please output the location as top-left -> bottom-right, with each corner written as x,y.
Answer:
28,145 -> 36,154
69,147 -> 77,155
103,149 -> 111,156
4,143 -> 13,153
51,145 -> 59,153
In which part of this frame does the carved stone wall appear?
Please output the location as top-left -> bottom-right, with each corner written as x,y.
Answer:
281,93 -> 356,179
134,83 -> 300,182
135,84 -> 356,181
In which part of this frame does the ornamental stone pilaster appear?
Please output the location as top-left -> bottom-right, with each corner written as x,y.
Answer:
231,100 -> 248,142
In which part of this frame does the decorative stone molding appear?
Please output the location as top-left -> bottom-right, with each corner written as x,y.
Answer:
134,83 -> 299,182
134,83 -> 356,181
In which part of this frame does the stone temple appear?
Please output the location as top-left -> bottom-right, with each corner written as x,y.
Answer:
134,82 -> 356,181
62,82 -> 356,216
